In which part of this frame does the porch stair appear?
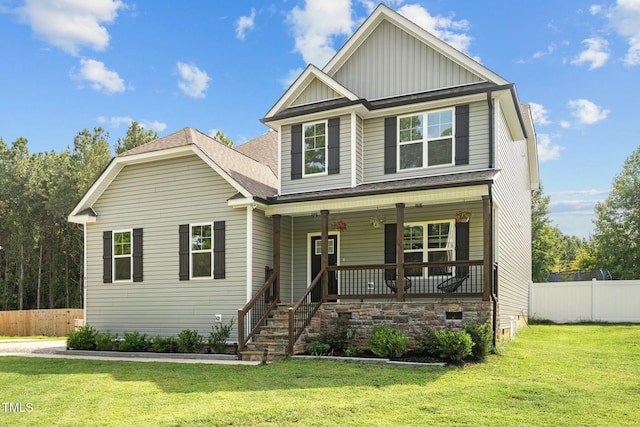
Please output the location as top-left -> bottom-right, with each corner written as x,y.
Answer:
240,304 -> 306,362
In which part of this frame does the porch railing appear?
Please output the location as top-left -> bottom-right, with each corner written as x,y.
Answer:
327,260 -> 484,300
237,267 -> 278,354
288,269 -> 324,354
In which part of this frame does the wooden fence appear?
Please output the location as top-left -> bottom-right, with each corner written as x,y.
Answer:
0,309 -> 84,336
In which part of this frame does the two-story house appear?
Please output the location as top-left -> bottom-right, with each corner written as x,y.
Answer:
69,4 -> 538,358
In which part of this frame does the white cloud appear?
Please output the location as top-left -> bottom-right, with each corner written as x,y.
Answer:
236,8 -> 256,40
568,99 -> 610,124
176,62 -> 211,99
536,134 -> 564,162
572,37 -> 610,69
549,189 -> 611,197
98,116 -> 167,132
74,59 -> 125,94
287,0 -> 354,66
529,102 -> 551,126
606,0 -> 640,66
532,44 -> 556,59
16,0 -> 125,55
397,4 -> 472,54
560,120 -> 571,129
589,4 -> 603,15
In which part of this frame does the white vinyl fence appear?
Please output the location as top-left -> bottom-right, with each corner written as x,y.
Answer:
529,280 -> 640,323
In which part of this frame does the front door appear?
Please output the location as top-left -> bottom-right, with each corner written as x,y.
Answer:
310,235 -> 338,302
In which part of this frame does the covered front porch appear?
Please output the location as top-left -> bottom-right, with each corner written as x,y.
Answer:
238,179 -> 498,355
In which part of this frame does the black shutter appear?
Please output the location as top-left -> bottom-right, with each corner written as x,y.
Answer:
455,221 -> 470,276
455,104 -> 470,165
213,221 -> 226,279
132,228 -> 143,282
384,117 -> 397,174
384,223 -> 397,280
179,224 -> 190,281
327,118 -> 340,175
291,124 -> 302,180
103,231 -> 112,283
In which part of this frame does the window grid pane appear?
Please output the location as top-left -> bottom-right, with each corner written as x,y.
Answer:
304,122 -> 327,175
113,231 -> 132,281
191,224 -> 213,278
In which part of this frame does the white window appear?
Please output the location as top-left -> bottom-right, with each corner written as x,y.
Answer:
398,109 -> 454,170
191,223 -> 212,278
403,221 -> 455,276
113,230 -> 132,282
303,121 -> 327,176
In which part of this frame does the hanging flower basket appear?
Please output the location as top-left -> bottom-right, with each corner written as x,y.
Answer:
455,210 -> 473,223
369,215 -> 386,228
331,219 -> 347,232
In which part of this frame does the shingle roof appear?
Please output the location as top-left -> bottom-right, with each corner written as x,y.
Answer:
235,130 -> 278,176
119,127 -> 278,199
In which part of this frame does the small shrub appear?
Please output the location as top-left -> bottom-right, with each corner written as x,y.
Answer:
207,318 -> 235,353
412,326 -> 441,357
176,329 -> 203,353
435,329 -> 473,364
118,331 -> 149,352
95,331 -> 118,351
150,336 -> 175,353
67,325 -> 97,350
368,325 -> 408,359
307,340 -> 331,356
316,317 -> 354,353
344,346 -> 364,357
464,321 -> 493,361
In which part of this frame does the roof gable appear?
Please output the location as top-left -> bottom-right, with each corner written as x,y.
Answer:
323,4 -> 508,98
69,127 -> 278,222
264,64 -> 359,119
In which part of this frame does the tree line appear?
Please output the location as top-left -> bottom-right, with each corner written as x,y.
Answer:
0,122 -> 157,311
532,144 -> 640,282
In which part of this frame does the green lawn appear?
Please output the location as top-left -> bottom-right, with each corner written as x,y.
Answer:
0,324 -> 638,426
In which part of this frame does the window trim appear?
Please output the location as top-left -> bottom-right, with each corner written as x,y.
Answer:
190,222 -> 213,280
403,220 -> 456,277
397,107 -> 455,171
112,229 -> 133,283
302,119 -> 328,177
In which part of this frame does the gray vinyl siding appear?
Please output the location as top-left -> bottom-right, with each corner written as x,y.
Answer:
281,114 -> 352,195
491,100 -> 533,330
280,216 -> 293,303
291,79 -> 341,107
85,155 -> 247,339
251,211 -> 273,297
362,101 -> 489,183
289,203 -> 484,301
333,20 -> 484,100
355,115 -> 364,185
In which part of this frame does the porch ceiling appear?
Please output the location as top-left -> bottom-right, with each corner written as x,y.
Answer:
264,182 -> 490,217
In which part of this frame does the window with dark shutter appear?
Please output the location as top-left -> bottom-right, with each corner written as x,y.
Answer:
455,221 -> 470,276
132,228 -> 143,282
455,104 -> 470,165
213,221 -> 226,279
179,224 -> 190,280
291,124 -> 302,180
384,223 -> 397,280
384,117 -> 397,174
103,231 -> 112,283
327,118 -> 340,175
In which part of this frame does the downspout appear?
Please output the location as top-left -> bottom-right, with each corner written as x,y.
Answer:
83,223 -> 87,324
487,91 -> 495,169
487,90 -> 498,345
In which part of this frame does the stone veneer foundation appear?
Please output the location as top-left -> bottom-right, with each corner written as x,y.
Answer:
302,301 -> 495,350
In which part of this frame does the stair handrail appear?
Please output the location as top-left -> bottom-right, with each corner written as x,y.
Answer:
238,270 -> 278,353
288,268 -> 325,354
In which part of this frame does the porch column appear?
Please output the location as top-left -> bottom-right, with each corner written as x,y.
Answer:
320,210 -> 329,303
273,214 -> 281,303
396,203 -> 405,302
482,195 -> 491,301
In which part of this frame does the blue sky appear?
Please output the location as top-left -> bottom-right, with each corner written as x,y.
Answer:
1,1 -> 639,239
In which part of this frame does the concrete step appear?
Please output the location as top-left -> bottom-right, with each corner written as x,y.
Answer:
240,350 -> 287,362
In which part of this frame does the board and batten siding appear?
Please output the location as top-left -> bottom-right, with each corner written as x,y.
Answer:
86,155 -> 247,339
333,20 -> 484,100
491,100 -> 533,331
361,101 -> 489,183
289,203 -> 484,301
281,114 -> 352,195
291,78 -> 341,107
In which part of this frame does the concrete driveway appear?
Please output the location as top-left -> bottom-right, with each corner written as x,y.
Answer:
0,339 -> 66,354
